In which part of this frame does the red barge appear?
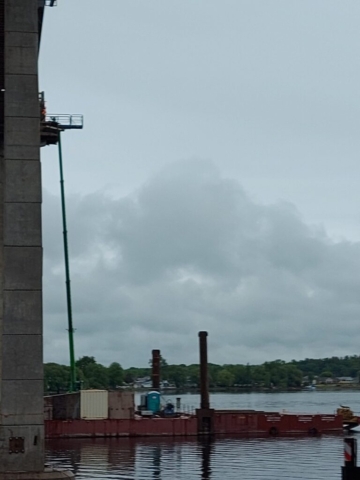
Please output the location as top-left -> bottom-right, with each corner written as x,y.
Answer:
45,410 -> 343,439
44,332 -> 344,439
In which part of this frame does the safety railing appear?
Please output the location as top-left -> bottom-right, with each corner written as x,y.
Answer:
46,114 -> 84,130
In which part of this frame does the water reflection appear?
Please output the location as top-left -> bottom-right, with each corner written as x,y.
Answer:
199,438 -> 212,480
46,435 -> 343,480
151,445 -> 161,480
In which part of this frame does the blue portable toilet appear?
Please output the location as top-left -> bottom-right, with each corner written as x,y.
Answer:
147,391 -> 161,413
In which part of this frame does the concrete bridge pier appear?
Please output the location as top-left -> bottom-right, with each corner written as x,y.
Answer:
0,0 -> 73,478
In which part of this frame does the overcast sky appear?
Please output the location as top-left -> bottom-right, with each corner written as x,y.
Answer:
39,1 -> 360,368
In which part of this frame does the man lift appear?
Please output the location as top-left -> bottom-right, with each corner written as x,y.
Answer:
39,91 -> 83,393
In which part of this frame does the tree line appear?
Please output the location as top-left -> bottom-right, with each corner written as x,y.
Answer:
44,354 -> 360,394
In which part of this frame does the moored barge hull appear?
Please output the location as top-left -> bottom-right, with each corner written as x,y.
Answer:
45,410 -> 343,439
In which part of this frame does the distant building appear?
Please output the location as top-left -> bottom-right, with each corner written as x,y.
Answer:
133,377 -> 151,388
337,377 -> 357,384
133,377 -> 173,389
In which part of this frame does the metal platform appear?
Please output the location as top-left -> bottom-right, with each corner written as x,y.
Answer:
46,114 -> 84,130
40,115 -> 83,146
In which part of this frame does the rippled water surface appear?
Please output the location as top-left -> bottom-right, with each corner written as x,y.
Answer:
46,391 -> 359,479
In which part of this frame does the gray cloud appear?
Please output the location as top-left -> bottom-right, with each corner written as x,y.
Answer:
43,160 -> 360,368
40,0 -> 360,243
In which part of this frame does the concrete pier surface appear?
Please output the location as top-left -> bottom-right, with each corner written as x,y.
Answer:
0,0 -> 73,477
0,467 -> 74,480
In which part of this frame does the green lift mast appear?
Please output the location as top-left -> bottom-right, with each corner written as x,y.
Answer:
40,103 -> 84,392
58,132 -> 76,392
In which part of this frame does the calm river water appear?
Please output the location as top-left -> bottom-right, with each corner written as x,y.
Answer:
46,390 -> 360,480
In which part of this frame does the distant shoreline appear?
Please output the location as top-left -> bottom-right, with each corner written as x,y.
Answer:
130,384 -> 360,394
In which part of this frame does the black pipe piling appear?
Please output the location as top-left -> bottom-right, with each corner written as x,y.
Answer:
197,331 -> 214,435
342,438 -> 360,480
152,349 -> 160,390
199,331 -> 209,410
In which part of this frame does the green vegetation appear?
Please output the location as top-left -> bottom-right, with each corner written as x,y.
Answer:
45,356 -> 124,393
44,355 -> 360,394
